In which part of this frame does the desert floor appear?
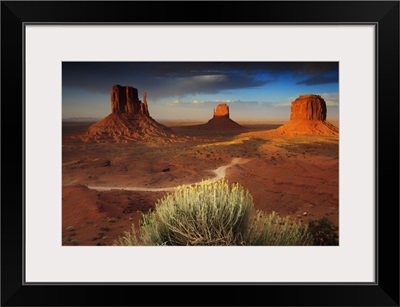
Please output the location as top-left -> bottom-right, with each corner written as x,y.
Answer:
62,122 -> 338,246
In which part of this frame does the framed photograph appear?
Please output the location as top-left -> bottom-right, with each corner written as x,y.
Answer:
1,1 -> 399,306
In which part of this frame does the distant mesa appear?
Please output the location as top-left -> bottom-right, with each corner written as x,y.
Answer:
276,94 -> 338,136
81,85 -> 179,143
213,103 -> 230,117
191,103 -> 245,131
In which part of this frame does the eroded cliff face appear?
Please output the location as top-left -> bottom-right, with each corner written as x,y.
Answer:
111,85 -> 149,116
190,103 -> 245,131
275,94 -> 338,136
290,94 -> 327,121
82,85 -> 180,143
213,103 -> 230,118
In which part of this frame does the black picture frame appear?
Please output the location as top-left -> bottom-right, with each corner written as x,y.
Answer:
1,1 -> 399,306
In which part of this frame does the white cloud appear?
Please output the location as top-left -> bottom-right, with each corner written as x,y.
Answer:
192,75 -> 227,82
192,100 -> 204,105
318,92 -> 339,106
271,102 -> 292,107
166,100 -> 180,106
214,99 -> 231,104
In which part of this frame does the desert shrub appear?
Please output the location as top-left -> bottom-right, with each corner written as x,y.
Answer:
114,179 -> 312,246
66,225 -> 76,232
113,224 -> 140,246
245,211 -> 313,246
70,239 -> 79,245
308,216 -> 338,245
129,179 -> 252,246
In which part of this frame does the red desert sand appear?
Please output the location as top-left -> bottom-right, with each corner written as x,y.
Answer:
62,90 -> 339,245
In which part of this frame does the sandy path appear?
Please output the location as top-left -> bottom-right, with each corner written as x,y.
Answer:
87,157 -> 250,192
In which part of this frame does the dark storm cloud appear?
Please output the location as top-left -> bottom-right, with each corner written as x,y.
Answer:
296,73 -> 339,85
62,62 -> 338,100
151,62 -> 338,76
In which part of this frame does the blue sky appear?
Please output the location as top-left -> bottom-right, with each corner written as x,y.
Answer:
62,62 -> 339,122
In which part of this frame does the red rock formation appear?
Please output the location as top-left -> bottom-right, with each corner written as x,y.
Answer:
141,91 -> 149,116
111,85 -> 149,116
290,94 -> 326,120
189,103 -> 245,131
276,94 -> 338,136
214,103 -> 230,117
82,85 -> 181,143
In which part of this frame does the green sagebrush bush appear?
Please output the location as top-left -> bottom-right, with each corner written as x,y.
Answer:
114,179 -> 313,246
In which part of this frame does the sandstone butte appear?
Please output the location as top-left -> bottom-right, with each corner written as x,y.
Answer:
82,85 -> 179,143
213,103 -> 230,117
110,85 -> 149,116
276,94 -> 338,136
194,103 -> 245,130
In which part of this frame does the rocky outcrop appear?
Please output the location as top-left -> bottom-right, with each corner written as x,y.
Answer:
188,103 -> 245,131
213,103 -> 230,117
111,85 -> 149,116
276,94 -> 338,136
82,85 -> 182,143
142,91 -> 149,116
204,115 -> 245,130
290,94 -> 326,120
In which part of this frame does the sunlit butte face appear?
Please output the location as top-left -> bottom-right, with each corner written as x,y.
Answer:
62,62 -> 339,122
